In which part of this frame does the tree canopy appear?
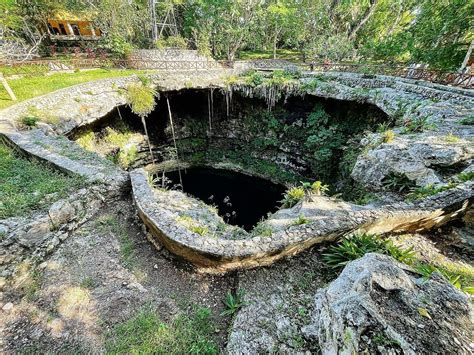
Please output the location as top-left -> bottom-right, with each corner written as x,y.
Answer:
2,0 -> 472,70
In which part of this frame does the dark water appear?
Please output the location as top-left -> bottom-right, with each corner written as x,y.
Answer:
165,167 -> 286,231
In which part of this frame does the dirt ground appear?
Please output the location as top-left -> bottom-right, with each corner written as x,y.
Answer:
1,196 -> 236,353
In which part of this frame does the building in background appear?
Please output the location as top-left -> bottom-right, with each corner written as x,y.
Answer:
47,11 -> 101,41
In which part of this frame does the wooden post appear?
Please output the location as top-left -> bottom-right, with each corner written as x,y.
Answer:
460,39 -> 474,73
0,73 -> 17,101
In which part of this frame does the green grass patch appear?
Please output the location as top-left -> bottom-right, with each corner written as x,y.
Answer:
105,306 -> 218,354
0,143 -> 85,218
0,69 -> 146,110
238,49 -> 302,61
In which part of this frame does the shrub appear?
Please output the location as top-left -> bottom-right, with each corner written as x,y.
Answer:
381,130 -> 395,143
244,70 -> 264,86
155,35 -> 188,49
311,181 -> 329,195
252,221 -> 274,237
125,82 -> 156,117
75,131 -> 96,151
322,233 -> 415,271
382,173 -> 415,192
221,289 -> 247,316
281,186 -> 305,208
19,116 -> 39,128
376,122 -> 391,133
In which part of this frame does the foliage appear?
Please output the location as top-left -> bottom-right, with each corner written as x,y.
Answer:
281,186 -> 305,208
125,82 -> 156,118
322,233 -> 415,271
106,306 -> 218,354
155,35 -> 188,49
381,130 -> 395,143
405,182 -> 456,202
458,171 -> 474,182
221,289 -> 247,317
0,143 -> 85,218
382,173 -> 414,193
401,116 -> 436,134
459,116 -> 474,125
190,225 -> 209,236
292,214 -> 309,226
252,220 -> 273,237
416,263 -> 473,294
311,181 -> 329,195
18,115 -> 40,129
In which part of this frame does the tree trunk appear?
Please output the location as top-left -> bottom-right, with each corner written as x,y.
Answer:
460,39 -> 474,72
348,0 -> 378,40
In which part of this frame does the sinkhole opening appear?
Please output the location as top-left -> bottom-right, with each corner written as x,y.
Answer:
163,167 -> 286,231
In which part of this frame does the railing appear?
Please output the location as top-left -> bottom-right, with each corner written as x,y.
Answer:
245,59 -> 474,88
0,57 -> 228,77
1,57 -> 472,88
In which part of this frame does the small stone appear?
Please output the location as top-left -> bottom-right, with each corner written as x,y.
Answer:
2,302 -> 13,312
153,264 -> 158,269
49,200 -> 76,227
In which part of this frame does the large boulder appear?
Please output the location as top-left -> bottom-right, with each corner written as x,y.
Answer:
302,253 -> 473,354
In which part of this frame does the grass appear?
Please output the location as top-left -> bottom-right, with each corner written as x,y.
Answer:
221,289 -> 247,317
238,49 -> 302,61
405,182 -> 456,202
0,69 -> 146,110
0,143 -> 85,218
292,214 -> 309,226
105,306 -> 218,354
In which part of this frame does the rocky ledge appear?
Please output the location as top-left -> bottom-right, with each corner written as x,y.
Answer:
131,167 -> 472,272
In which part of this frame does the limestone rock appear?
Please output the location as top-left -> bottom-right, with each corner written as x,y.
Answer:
48,200 -> 76,227
302,253 -> 473,354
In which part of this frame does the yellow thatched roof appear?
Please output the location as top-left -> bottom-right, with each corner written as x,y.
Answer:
49,9 -> 97,21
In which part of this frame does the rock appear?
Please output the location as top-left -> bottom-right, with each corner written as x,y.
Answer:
2,302 -> 13,312
48,200 -> 76,227
302,253 -> 473,354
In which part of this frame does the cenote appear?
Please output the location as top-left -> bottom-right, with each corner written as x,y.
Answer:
164,167 -> 286,231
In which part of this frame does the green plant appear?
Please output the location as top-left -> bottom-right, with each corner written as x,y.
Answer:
75,131 -> 96,151
292,214 -> 309,225
221,289 -> 247,316
381,130 -> 395,143
80,277 -> 96,289
281,186 -> 305,208
322,233 -> 415,271
244,70 -> 264,86
458,116 -> 474,125
382,173 -> 415,193
405,182 -> 456,202
376,122 -> 391,133
190,225 -> 208,236
311,181 -> 329,195
155,35 -> 188,49
252,221 -> 274,237
401,116 -> 436,133
125,82 -> 156,117
106,306 -> 218,354
458,171 -> 474,182
19,115 -> 39,128
416,263 -> 473,294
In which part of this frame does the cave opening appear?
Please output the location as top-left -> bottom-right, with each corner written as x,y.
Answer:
164,167 -> 286,231
71,87 -> 390,227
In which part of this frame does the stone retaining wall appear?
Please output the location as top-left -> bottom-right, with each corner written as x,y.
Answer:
131,168 -> 473,273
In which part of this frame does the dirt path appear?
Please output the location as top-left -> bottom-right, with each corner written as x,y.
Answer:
1,197 -> 236,353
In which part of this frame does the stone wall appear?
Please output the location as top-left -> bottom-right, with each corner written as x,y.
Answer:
131,168 -> 473,273
127,49 -> 221,70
